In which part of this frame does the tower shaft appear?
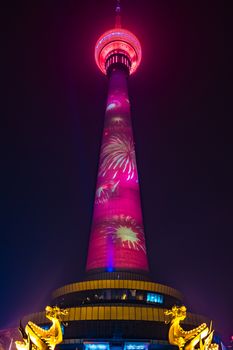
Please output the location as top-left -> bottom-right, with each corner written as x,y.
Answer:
86,66 -> 149,273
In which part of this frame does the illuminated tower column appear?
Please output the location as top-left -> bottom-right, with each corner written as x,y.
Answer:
86,9 -> 149,274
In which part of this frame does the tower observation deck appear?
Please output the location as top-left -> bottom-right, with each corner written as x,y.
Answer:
21,4 -> 210,350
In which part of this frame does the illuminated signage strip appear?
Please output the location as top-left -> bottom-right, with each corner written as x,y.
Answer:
84,343 -> 109,350
124,343 -> 149,350
52,280 -> 182,300
83,342 -> 150,350
23,306 -> 208,326
146,293 -> 163,304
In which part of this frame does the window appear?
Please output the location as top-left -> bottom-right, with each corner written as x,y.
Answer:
146,293 -> 163,304
124,343 -> 149,350
84,343 -> 109,350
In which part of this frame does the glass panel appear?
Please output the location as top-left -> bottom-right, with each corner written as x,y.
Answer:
123,306 -> 129,319
153,308 -> 159,321
106,280 -> 111,288
158,308 -> 164,321
86,307 -> 92,319
147,308 -> 153,320
110,306 -> 117,320
146,293 -> 163,304
132,281 -> 137,289
81,307 -> 87,320
141,308 -> 147,320
84,343 -> 109,350
104,306 -> 111,319
92,307 -> 98,320
124,343 -> 149,350
102,280 -> 107,288
135,307 -> 141,320
116,306 -> 123,319
129,307 -> 135,320
75,307 -> 81,320
98,306 -> 105,320
93,280 -> 98,289
118,280 -> 124,288
69,308 -> 75,320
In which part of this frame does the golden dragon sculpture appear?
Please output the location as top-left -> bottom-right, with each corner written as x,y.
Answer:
165,306 -> 218,350
15,306 -> 68,350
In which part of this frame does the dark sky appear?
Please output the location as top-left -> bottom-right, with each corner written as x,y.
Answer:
1,0 -> 232,344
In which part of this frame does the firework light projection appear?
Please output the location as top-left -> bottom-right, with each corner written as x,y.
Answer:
102,215 -> 146,253
99,134 -> 136,180
87,215 -> 148,271
106,101 -> 119,112
105,115 -> 130,134
110,115 -> 128,126
95,180 -> 119,204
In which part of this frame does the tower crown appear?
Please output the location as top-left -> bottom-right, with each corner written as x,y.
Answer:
95,28 -> 142,75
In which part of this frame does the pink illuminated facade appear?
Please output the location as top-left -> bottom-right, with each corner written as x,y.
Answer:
86,16 -> 149,273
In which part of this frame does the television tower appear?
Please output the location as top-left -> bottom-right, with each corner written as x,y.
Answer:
21,4 -> 211,348
86,0 -> 148,276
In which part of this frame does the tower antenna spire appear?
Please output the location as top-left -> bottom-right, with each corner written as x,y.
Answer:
115,0 -> 122,28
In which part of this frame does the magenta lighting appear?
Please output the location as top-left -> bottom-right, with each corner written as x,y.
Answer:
94,28 -> 142,75
86,10 -> 149,273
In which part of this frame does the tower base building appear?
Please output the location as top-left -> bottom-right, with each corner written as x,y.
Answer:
22,274 -> 209,350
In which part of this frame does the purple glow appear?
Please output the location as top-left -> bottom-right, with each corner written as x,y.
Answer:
86,68 -> 149,272
95,28 -> 142,75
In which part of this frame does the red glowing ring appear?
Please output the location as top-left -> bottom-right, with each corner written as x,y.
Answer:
95,28 -> 142,75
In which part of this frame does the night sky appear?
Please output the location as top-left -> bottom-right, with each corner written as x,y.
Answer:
1,0 -> 232,344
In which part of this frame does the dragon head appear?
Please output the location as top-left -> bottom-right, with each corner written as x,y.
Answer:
45,306 -> 68,321
165,305 -> 187,323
